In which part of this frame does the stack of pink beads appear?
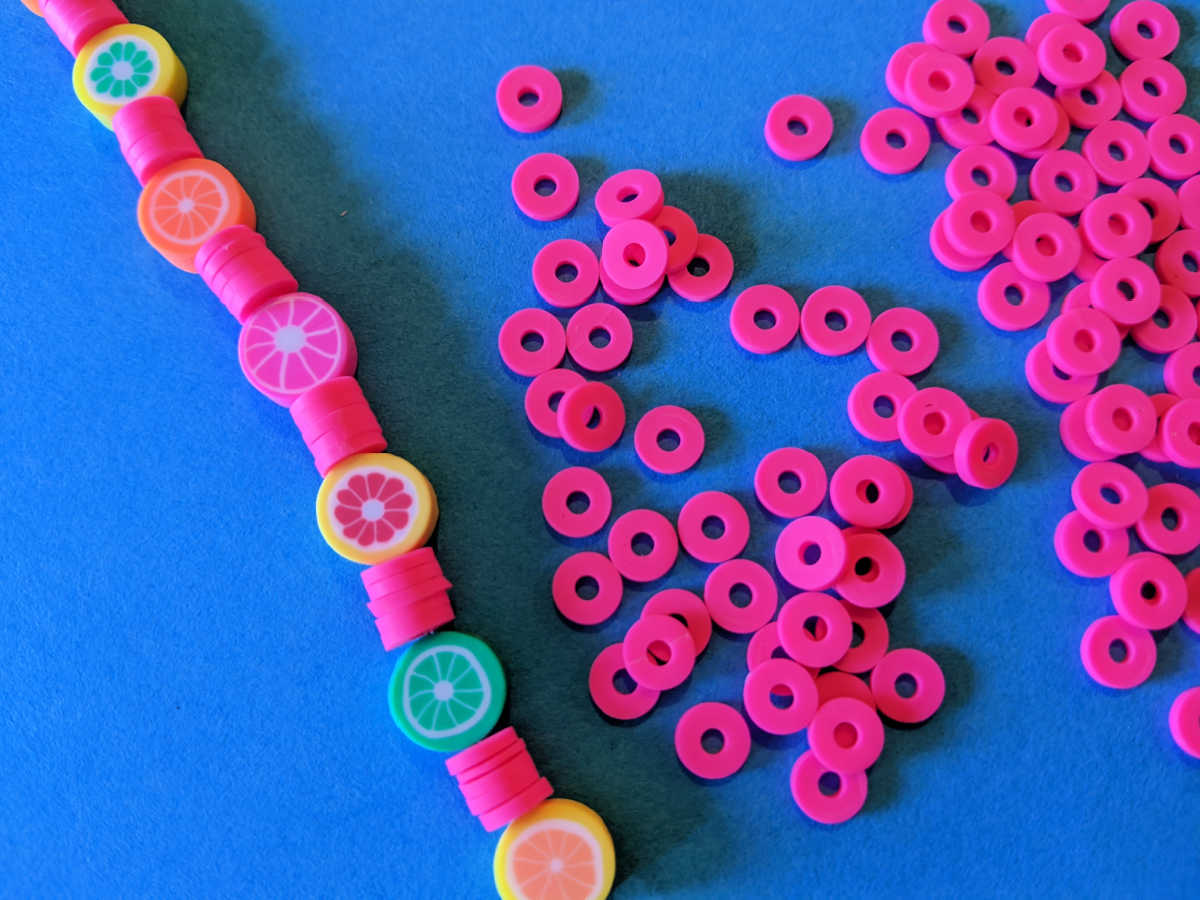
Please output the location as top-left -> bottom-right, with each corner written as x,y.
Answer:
864,0 -> 1199,760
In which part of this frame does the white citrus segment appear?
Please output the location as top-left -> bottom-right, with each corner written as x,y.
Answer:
402,644 -> 492,740
238,293 -> 356,405
316,453 -> 438,565
495,799 -> 616,900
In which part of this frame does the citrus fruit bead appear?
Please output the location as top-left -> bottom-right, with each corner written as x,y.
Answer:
388,631 -> 506,753
72,24 -> 187,129
316,452 -> 438,565
494,798 -> 616,900
137,158 -> 255,272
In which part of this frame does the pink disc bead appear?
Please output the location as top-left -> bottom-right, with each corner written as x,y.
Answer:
946,145 -> 1017,201
978,262 -> 1051,331
931,210 -> 992,273
674,702 -> 750,780
1024,339 -> 1097,404
677,491 -> 750,565
808,697 -> 885,774
1170,688 -> 1200,759
1047,0 -> 1109,23
552,549 -> 624,628
1156,230 -> 1200,297
565,303 -> 633,373
594,169 -> 664,228
954,417 -> 1019,489
41,0 -> 126,55
943,190 -> 1015,259
1036,22 -> 1106,88
834,529 -> 906,608
1026,12 -> 1078,48
497,307 -> 566,377
1110,552 -> 1187,630
447,727 -> 520,779
289,376 -> 386,476
541,467 -> 612,539
601,219 -> 669,292
860,108 -> 931,175
112,96 -> 202,186
1111,1 -> 1179,60
195,226 -> 298,323
746,621 -> 793,674
622,614 -> 695,691
633,405 -> 705,475
1059,396 -> 1117,463
1071,462 -> 1148,529
1142,393 -> 1181,463
935,85 -> 997,150
588,643 -> 658,721
829,455 -> 909,529
743,658 -> 818,735
800,286 -> 871,356
817,672 -> 876,710
1080,193 -> 1153,259
1029,150 -> 1097,217
897,387 -> 971,458
870,648 -> 945,723
1080,615 -> 1156,689
653,206 -> 699,274
1091,258 -> 1160,328
511,153 -> 578,222
531,239 -> 599,310
607,509 -> 678,583
704,559 -> 778,634
495,65 -> 561,133
643,588 -> 712,658
922,0 -> 989,56
972,37 -> 1037,95
1085,384 -> 1156,455
1057,72 -> 1123,130
1045,307 -> 1121,376
775,518 -> 848,592
668,234 -> 734,302
1179,177 -> 1200,231
1161,397 -> 1200,467
834,603 -> 890,673
886,42 -> 932,106
990,87 -> 1060,152
730,285 -> 800,355
1119,178 -> 1182,245
1054,509 -> 1129,577
790,751 -> 868,825
601,265 -> 661,307
1011,212 -> 1081,283
1121,58 -> 1185,123
778,591 -> 854,669
754,447 -> 827,518
847,371 -> 917,442
238,293 -> 356,407
557,381 -> 625,452
764,95 -> 834,162
1082,121 -> 1150,186
1147,115 -> 1200,181
1136,483 -> 1200,555
866,307 -> 939,376
904,48 -> 974,117
523,368 -> 584,439
369,593 -> 454,651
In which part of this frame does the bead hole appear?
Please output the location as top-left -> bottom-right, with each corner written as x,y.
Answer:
534,177 -> 556,196
555,262 -> 578,282
778,471 -> 802,494
729,583 -> 753,609
589,327 -> 611,348
701,729 -> 724,753
566,491 -> 590,514
687,256 -> 710,277
575,575 -> 599,600
873,395 -> 896,418
833,722 -> 859,748
623,244 -> 646,267
895,673 -> 918,698
818,771 -> 842,797
825,310 -> 847,332
754,308 -> 778,329
518,89 -> 539,106
657,428 -> 680,451
801,542 -> 822,565
521,331 -> 545,351
885,130 -> 907,149
891,330 -> 913,352
631,533 -> 655,556
701,515 -> 725,539
1109,639 -> 1128,663
787,117 -> 809,136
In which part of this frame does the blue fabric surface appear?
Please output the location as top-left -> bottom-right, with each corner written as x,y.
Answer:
2,0 -> 1199,896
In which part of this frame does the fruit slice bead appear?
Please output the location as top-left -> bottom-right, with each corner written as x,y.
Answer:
388,632 -> 506,753
316,452 -> 438,565
494,798 -> 616,900
137,158 -> 255,272
72,24 -> 187,129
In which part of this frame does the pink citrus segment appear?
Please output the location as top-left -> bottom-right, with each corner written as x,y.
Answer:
238,293 -> 357,406
137,159 -> 255,271
495,799 -> 615,900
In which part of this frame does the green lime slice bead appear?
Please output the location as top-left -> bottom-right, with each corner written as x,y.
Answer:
389,632 -> 506,753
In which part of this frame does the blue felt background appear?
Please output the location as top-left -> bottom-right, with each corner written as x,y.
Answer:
2,0 -> 1199,896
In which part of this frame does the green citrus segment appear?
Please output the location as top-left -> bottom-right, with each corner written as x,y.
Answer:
389,632 -> 506,752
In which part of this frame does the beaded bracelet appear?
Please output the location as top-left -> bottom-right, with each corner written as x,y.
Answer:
22,2 -> 616,897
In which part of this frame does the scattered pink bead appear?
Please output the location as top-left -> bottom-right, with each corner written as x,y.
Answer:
643,588 -> 712,658
1012,97 -> 1070,159
1054,509 -> 1129,577
764,94 -> 834,162
1035,21 -> 1105,89
808,697 -> 885,774
834,529 -> 906,608
498,307 -> 567,377
1147,115 -> 1200,181
866,307 -> 939,376
1045,307 -> 1121,376
990,87 -> 1060,152
860,108 -> 931,175
601,219 -> 669,293
775,517 -> 849,592
834,603 -> 890,673
1156,229 -> 1200,297
1164,342 -> 1200,397
870,648 -> 945,724
607,509 -> 678,583
1110,551 -> 1187,631
557,380 -> 625,452
1161,397 -> 1200,467
743,658 -> 818,735
817,672 -> 876,709
594,169 -> 664,227
1110,1 -> 1180,61
1142,393 -> 1181,463
885,42 -> 934,106
1079,615 -> 1156,689
1029,149 -> 1097,216
511,153 -> 578,221
565,303 -> 633,373
589,643 -> 658,720
667,234 -> 734,302
897,387 -> 972,458
935,85 -> 997,149
829,455 -> 910,529
930,210 -> 993,272
778,591 -> 854,668
1085,384 -> 1156,456
622,613 -> 695,691
633,405 -> 705,474
1056,71 -> 1123,130
904,48 -> 974,117
1025,12 -> 1079,48
1072,461 -> 1149,530
1091,258 -> 1160,326
1047,0 -> 1109,23
945,145 -> 1017,200
1120,58 -> 1185,123
977,262 -> 1051,331
532,239 -> 599,309
954,417 -> 1018,489
1059,394 -> 1116,463
922,0 -> 990,57
524,368 -> 584,438
746,621 -> 795,675
800,286 -> 871,356
541,467 -> 612,539
496,65 -> 562,134
943,189 -> 1015,259
754,447 -> 827,518
552,550 -> 623,626
677,491 -> 750,565
847,371 -> 917,442
790,751 -> 869,825
652,206 -> 700,274
1169,688 -> 1200,759
1081,194 -> 1153,260
1024,339 -> 1097,404
1011,212 -> 1082,283
730,285 -> 800,355
600,265 -> 663,306
704,559 -> 779,634
1082,120 -> 1151,185
1136,483 -> 1200,555
972,37 -> 1037,95
1118,177 -> 1182,244
674,702 -> 750,780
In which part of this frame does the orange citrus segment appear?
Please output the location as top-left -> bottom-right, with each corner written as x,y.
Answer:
495,799 -> 615,900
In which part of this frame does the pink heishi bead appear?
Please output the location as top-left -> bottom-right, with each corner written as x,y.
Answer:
195,226 -> 299,323
41,0 -> 126,55
1110,0 -> 1180,61
112,97 -> 202,186
1054,511 -> 1128,578
289,376 -> 387,475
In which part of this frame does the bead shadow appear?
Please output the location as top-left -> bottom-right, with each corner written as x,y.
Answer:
659,171 -> 759,276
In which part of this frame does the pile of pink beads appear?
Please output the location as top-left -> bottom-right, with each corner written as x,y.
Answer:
864,0 -> 1199,760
